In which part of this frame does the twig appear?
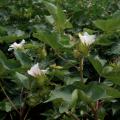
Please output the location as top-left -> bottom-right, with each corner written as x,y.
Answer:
90,105 -> 98,120
10,113 -> 13,120
0,82 -> 20,114
65,111 -> 80,120
23,107 -> 30,120
80,56 -> 84,83
55,51 -> 80,70
98,77 -> 101,83
20,87 -> 23,120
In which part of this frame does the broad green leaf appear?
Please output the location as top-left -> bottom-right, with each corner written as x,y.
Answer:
0,35 -> 26,43
0,50 -> 20,70
78,90 -> 93,104
95,34 -> 114,46
0,101 -> 12,112
45,15 -> 55,24
15,72 -> 30,89
14,49 -> 32,66
0,50 -> 6,60
0,0 -> 8,5
84,84 -> 106,101
106,42 -> 120,55
102,66 -> 120,85
94,18 -> 120,32
84,84 -> 120,101
46,82 -> 85,103
70,89 -> 78,111
44,1 -> 72,32
88,55 -> 106,75
102,85 -> 120,99
0,64 -> 6,76
65,77 -> 80,85
59,102 -> 69,113
46,86 -> 72,103
33,31 -> 64,50
98,108 -> 106,120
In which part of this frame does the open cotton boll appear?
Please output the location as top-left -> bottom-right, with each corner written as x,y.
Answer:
78,32 -> 96,46
27,63 -> 47,77
8,39 -> 25,51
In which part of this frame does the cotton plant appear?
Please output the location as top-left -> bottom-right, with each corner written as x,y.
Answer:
73,32 -> 96,83
8,39 -> 25,51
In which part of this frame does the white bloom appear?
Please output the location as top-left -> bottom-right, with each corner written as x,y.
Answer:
27,63 -> 47,77
78,32 -> 96,46
8,39 -> 25,51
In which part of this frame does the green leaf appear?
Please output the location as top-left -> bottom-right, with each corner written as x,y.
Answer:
0,35 -> 26,43
46,82 -> 85,103
102,85 -> 120,99
94,18 -> 120,32
0,0 -> 8,5
88,55 -> 106,75
84,83 -> 120,101
45,15 -> 55,24
33,31 -> 64,50
44,1 -> 72,32
70,89 -> 78,111
0,64 -> 6,76
98,108 -> 106,120
102,66 -> 120,85
0,101 -> 12,112
59,102 -> 69,113
0,50 -> 20,70
46,86 -> 72,103
106,42 -> 120,55
95,34 -> 114,46
14,49 -> 32,66
15,72 -> 30,89
78,90 -> 93,104
84,84 -> 106,101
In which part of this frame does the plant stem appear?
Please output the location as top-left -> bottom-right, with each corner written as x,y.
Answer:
0,82 -> 20,114
94,111 -> 98,120
20,87 -> 24,120
23,107 -> 30,120
65,111 -> 80,120
80,56 -> 84,83
91,105 -> 98,120
10,113 -> 13,120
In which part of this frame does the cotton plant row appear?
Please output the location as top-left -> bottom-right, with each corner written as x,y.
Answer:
8,32 -> 96,79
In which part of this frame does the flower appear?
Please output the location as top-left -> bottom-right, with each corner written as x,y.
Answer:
27,63 -> 47,77
8,39 -> 25,51
78,32 -> 96,46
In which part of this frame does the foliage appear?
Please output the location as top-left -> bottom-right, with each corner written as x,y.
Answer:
0,0 -> 120,120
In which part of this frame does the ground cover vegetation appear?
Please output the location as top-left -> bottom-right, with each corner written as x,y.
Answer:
0,0 -> 120,120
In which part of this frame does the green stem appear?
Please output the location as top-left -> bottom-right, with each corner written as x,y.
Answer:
90,104 -> 98,120
65,111 -> 80,120
80,56 -> 84,83
23,107 -> 30,120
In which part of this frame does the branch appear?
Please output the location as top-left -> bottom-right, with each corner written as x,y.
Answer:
0,82 -> 20,114
65,111 -> 80,120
